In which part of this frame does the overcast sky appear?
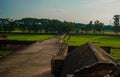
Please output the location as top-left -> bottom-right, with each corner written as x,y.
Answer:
0,0 -> 120,24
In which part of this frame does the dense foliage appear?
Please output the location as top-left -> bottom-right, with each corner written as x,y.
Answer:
0,17 -> 119,34
113,15 -> 120,34
0,18 -> 75,33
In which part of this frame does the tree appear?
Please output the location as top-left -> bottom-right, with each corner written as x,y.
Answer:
113,15 -> 120,35
0,18 -> 76,34
49,19 -> 62,33
94,20 -> 104,34
74,23 -> 83,34
0,18 -> 15,32
20,18 -> 42,33
0,19 -> 3,32
62,21 -> 75,33
40,19 -> 51,33
96,22 -> 104,33
85,21 -> 92,34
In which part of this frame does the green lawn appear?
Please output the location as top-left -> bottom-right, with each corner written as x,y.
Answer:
0,50 -> 13,58
6,34 -> 56,41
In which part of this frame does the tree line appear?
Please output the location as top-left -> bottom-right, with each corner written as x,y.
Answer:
75,20 -> 104,34
0,18 -> 75,33
0,15 -> 119,34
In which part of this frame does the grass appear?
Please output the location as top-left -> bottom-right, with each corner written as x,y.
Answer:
63,35 -> 120,60
111,49 -> 120,58
1,34 -> 120,60
111,49 -> 120,62
63,35 -> 120,48
0,33 -> 56,58
0,50 -> 13,58
6,34 -> 56,41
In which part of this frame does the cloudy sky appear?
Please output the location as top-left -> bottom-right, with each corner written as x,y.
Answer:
0,0 -> 120,24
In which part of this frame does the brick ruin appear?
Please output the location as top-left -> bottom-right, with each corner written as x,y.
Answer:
51,42 -> 120,77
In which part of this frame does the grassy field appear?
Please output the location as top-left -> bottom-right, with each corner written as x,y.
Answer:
6,34 -> 56,41
63,35 -> 120,60
0,34 -> 120,60
63,35 -> 120,48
